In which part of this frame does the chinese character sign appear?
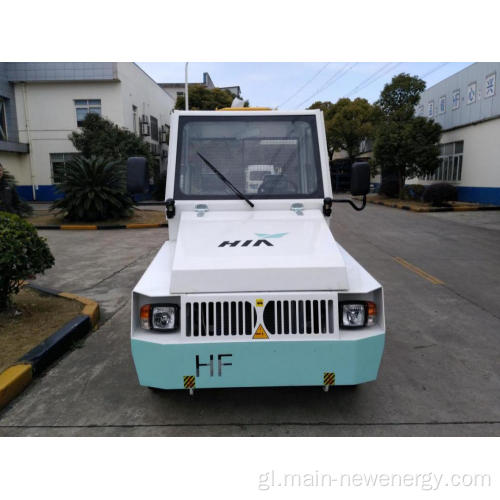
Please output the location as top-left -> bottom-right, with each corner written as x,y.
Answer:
452,90 -> 460,110
467,82 -> 477,104
485,73 -> 496,98
439,96 -> 446,114
428,101 -> 434,117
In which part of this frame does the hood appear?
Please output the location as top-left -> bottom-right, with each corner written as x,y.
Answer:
170,209 -> 349,293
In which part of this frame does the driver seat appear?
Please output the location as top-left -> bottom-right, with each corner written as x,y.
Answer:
258,174 -> 290,194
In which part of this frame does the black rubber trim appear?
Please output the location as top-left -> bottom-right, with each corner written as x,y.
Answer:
18,315 -> 91,375
26,283 -> 62,296
33,223 -> 168,230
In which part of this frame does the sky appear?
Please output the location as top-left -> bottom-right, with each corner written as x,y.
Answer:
137,62 -> 472,109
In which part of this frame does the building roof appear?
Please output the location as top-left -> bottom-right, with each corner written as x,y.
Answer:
5,62 -> 118,83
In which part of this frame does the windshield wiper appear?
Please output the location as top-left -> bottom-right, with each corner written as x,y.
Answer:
196,152 -> 254,208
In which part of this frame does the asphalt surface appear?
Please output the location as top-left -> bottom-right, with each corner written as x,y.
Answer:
1,204 -> 499,436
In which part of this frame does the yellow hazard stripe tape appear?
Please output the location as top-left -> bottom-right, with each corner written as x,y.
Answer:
323,372 -> 335,386
183,376 -> 195,388
393,257 -> 444,285
60,225 -> 98,230
0,364 -> 32,409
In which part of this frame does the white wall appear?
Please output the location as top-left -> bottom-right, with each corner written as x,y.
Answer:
8,63 -> 175,189
117,63 -> 174,134
442,119 -> 500,188
14,80 -> 122,186
408,118 -> 500,188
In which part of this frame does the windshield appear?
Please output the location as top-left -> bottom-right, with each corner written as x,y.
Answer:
174,114 -> 324,200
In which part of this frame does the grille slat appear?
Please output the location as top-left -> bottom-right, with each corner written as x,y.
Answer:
263,299 -> 334,335
186,300 -> 255,337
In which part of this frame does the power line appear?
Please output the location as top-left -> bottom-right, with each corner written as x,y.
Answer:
277,62 -> 330,109
344,62 -> 394,97
422,62 -> 449,78
345,62 -> 402,98
295,63 -> 357,108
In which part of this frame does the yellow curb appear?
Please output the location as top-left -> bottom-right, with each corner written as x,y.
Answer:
452,206 -> 478,211
126,223 -> 160,229
0,364 -> 33,409
60,225 -> 98,230
58,292 -> 100,328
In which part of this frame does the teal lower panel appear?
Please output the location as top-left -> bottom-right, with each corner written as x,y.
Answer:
131,335 -> 385,389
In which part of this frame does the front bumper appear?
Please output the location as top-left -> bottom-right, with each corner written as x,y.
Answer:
131,334 -> 385,390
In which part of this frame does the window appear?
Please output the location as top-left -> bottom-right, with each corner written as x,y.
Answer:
150,115 -> 159,142
467,83 -> 476,104
132,105 -> 138,134
50,153 -> 77,183
422,141 -> 463,182
174,115 -> 324,200
439,96 -> 446,114
485,73 -> 496,98
177,91 -> 185,96
74,99 -> 101,126
428,101 -> 434,117
452,89 -> 460,110
0,98 -> 7,140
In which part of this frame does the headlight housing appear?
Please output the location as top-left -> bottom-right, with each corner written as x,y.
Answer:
140,304 -> 179,331
340,301 -> 377,328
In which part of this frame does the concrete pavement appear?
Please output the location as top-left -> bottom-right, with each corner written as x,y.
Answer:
1,205 -> 499,436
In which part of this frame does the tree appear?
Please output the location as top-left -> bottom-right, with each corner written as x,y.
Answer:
329,98 -> 379,163
309,98 -> 378,161
374,117 -> 442,196
175,84 -> 235,110
377,73 -> 426,119
374,73 -> 442,198
0,164 -> 32,216
0,212 -> 54,310
69,113 -> 153,168
51,156 -> 133,221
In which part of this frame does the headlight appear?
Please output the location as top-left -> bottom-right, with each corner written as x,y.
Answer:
140,304 -> 179,331
340,301 -> 377,328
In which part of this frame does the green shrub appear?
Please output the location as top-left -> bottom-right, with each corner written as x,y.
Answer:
0,212 -> 54,310
422,182 -> 458,206
378,178 -> 399,198
403,184 -> 425,201
51,156 -> 134,221
0,165 -> 32,216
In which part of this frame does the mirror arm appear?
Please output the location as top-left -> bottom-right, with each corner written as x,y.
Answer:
331,194 -> 366,211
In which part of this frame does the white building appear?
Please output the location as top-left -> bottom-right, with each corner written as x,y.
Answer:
0,62 -> 174,201
414,62 -> 500,204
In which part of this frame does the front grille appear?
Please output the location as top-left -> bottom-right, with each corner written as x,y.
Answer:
185,301 -> 256,337
263,299 -> 334,335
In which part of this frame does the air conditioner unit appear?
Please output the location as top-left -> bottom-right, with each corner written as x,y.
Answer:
150,143 -> 160,156
140,116 -> 150,137
160,125 -> 170,144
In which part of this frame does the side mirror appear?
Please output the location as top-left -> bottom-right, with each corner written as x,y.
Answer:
350,162 -> 370,196
126,157 -> 149,194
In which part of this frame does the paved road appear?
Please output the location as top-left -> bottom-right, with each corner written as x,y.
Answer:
1,204 -> 499,436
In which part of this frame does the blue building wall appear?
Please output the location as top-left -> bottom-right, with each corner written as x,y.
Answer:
457,186 -> 500,205
16,185 -> 153,202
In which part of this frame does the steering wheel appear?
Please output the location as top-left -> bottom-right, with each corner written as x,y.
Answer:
257,175 -> 298,195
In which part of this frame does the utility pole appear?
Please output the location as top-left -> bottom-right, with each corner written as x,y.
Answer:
185,62 -> 189,110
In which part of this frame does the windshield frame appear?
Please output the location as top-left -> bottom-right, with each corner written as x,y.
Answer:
173,114 -> 325,201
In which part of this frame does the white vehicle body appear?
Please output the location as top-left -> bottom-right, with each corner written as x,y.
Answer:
131,110 -> 385,390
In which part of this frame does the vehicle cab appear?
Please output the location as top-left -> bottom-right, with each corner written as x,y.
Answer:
130,109 -> 385,392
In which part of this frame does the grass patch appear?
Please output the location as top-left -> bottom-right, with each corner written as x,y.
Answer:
0,287 -> 83,373
27,208 -> 165,226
